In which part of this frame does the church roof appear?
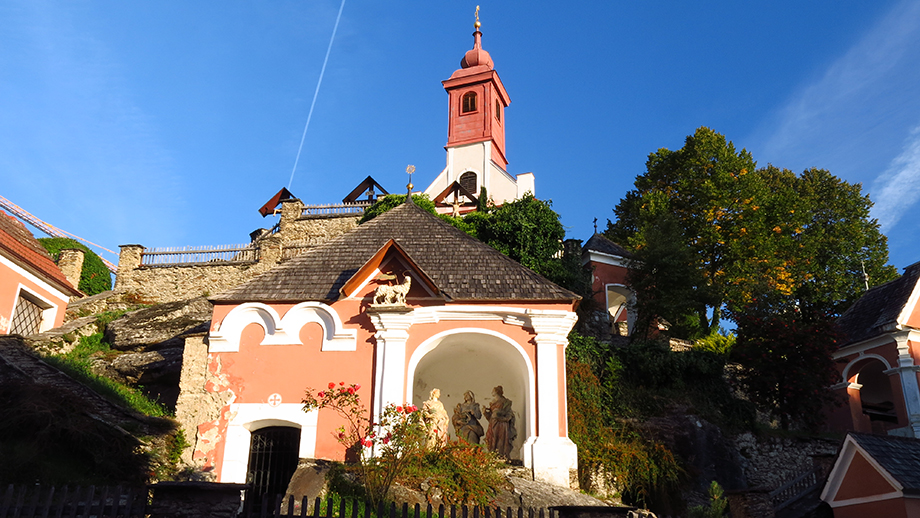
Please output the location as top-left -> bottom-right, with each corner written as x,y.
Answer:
836,262 -> 919,347
583,233 -> 632,259
212,202 -> 579,304
0,210 -> 80,296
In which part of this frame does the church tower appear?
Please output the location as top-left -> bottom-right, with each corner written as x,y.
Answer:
424,14 -> 534,206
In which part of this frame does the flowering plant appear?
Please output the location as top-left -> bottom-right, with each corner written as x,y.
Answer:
303,382 -> 426,507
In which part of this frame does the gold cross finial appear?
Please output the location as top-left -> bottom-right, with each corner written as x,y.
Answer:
474,6 -> 481,29
406,165 -> 415,194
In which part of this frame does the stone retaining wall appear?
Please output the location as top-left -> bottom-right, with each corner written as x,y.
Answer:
733,432 -> 840,490
114,199 -> 360,303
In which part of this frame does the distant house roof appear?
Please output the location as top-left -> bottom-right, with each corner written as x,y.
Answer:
583,233 -> 632,259
847,432 -> 920,494
258,188 -> 296,217
836,263 -> 919,347
212,201 -> 579,304
343,176 -> 389,204
0,210 -> 80,296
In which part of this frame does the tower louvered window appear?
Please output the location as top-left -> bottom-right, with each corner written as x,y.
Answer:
10,293 -> 44,336
461,91 -> 477,113
459,171 -> 477,195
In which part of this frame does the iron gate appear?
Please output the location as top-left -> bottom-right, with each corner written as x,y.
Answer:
245,426 -> 302,511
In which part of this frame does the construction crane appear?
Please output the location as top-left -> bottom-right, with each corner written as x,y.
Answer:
0,194 -> 118,273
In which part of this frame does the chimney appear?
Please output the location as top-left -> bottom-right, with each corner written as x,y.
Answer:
58,248 -> 85,291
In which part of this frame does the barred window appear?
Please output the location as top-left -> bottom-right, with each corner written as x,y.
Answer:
10,292 -> 44,336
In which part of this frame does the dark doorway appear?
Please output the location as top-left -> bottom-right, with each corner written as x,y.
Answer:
245,426 -> 301,512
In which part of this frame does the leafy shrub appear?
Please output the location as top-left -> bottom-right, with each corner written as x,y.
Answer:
400,442 -> 505,506
38,237 -> 112,295
567,358 -> 682,509
303,383 -> 427,508
694,332 -> 736,357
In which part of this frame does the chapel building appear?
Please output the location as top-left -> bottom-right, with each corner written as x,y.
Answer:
177,22 -> 581,501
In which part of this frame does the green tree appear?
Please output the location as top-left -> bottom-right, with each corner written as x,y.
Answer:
608,127 -> 897,336
608,127 -> 759,333
38,238 -> 112,295
732,305 -> 842,430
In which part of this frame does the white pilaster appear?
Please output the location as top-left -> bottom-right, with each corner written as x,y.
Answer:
527,310 -> 579,487
887,331 -> 920,437
367,308 -> 415,422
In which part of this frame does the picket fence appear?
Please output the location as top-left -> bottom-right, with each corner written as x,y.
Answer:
0,484 -> 568,518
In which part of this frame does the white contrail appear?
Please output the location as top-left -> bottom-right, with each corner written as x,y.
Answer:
288,0 -> 346,190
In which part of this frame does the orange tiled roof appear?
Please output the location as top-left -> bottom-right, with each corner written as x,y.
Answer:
0,210 -> 80,296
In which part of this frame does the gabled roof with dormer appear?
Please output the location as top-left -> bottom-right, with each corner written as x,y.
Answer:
212,202 -> 579,304
0,210 -> 80,296
836,262 -> 920,347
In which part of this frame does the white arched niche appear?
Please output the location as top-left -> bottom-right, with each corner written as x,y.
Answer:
406,329 -> 535,461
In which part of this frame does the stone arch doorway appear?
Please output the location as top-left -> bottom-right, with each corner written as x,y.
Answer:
245,425 -> 301,511
407,329 -> 534,460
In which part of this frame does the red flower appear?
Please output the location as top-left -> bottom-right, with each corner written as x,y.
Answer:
355,384 -> 361,390
347,387 -> 355,395
318,391 -> 325,398
408,405 -> 418,412
382,436 -> 390,445
338,432 -> 346,439
340,382 -> 345,386
328,382 -> 336,389
396,406 -> 403,412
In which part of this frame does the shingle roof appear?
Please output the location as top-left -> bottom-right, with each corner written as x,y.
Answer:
212,202 -> 579,303
0,210 -> 79,296
849,432 -> 920,493
836,263 -> 919,347
583,233 -> 632,259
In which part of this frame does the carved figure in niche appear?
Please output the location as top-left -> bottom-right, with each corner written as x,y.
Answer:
373,272 -> 412,305
451,390 -> 484,444
422,388 -> 450,449
484,385 -> 516,459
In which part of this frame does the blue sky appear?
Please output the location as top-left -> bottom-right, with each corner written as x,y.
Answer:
3,1 -> 920,275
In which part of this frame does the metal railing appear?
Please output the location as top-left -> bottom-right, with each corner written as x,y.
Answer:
140,244 -> 259,266
770,465 -> 823,513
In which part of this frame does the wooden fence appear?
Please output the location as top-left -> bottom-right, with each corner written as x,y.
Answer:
140,244 -> 260,266
245,495 -> 561,518
0,485 -> 146,518
301,203 -> 370,217
0,485 -> 572,518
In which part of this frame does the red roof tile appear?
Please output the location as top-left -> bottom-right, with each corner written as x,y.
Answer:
0,210 -> 80,296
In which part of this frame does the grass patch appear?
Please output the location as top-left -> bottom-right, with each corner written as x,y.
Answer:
43,333 -> 171,418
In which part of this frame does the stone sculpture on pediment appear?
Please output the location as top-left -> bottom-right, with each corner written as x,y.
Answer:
372,272 -> 412,306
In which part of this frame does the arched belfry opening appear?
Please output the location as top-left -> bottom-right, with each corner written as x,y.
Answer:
847,358 -> 898,432
408,331 -> 533,460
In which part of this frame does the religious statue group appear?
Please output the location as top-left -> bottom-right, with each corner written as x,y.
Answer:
421,386 -> 517,459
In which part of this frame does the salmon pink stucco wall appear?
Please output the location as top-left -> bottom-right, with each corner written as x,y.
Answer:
0,256 -> 70,334
202,292 -> 577,484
